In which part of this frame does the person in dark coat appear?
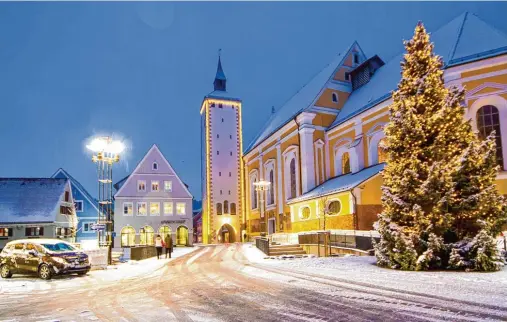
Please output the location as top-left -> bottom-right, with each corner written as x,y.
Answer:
164,234 -> 173,258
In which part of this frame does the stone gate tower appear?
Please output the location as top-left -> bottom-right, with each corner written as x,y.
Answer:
200,54 -> 244,244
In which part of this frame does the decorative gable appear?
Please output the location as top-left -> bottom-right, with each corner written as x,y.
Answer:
466,82 -> 507,99
114,144 -> 193,199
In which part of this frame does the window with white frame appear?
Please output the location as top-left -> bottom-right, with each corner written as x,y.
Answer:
299,206 -> 311,220
83,222 -> 94,233
74,200 -> 83,212
283,147 -> 300,201
150,202 -> 160,216
327,200 -> 342,215
264,160 -> 276,206
152,162 -> 158,170
151,181 -> 159,191
249,170 -> 258,209
137,202 -> 147,216
176,203 -> 186,215
314,140 -> 325,185
123,202 -> 133,216
138,180 -> 146,192
163,202 -> 173,215
164,181 -> 172,192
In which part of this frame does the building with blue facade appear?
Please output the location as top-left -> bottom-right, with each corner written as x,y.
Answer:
51,168 -> 99,249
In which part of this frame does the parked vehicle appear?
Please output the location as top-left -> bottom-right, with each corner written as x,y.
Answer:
0,239 -> 91,280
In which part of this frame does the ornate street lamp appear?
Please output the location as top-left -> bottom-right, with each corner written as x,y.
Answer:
86,136 -> 124,264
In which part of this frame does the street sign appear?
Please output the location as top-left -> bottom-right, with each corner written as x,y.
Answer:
91,223 -> 106,231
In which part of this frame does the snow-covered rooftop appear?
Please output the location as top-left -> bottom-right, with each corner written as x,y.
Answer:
329,12 -> 507,129
288,163 -> 385,204
52,168 -> 98,209
245,42 -> 362,153
0,178 -> 68,224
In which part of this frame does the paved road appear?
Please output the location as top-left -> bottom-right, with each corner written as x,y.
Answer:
0,244 -> 505,321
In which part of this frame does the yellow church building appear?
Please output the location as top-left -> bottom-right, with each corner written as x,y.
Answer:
200,12 -> 507,243
241,12 -> 507,239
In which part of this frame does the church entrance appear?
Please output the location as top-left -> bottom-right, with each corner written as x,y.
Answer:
219,224 -> 235,243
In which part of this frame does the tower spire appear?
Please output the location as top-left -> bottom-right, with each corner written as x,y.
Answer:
214,49 -> 227,92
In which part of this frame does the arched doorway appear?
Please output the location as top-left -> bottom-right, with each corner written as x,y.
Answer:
176,226 -> 189,246
120,226 -> 136,247
219,224 -> 235,243
159,225 -> 171,240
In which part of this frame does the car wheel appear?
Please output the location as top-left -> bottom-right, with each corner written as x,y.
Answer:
0,264 -> 12,278
77,271 -> 88,276
38,264 -> 52,280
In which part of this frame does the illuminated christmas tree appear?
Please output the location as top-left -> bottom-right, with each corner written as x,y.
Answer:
374,22 -> 507,271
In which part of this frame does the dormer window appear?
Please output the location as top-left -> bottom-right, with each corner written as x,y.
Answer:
332,92 -> 338,103
152,162 -> 158,170
353,53 -> 360,65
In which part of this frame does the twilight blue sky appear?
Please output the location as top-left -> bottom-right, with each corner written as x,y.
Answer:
1,2 -> 506,198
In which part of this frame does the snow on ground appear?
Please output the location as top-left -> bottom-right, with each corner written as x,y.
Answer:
244,244 -> 507,308
0,246 -> 199,294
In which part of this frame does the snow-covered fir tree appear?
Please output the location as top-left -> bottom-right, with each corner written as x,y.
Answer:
374,22 -> 507,271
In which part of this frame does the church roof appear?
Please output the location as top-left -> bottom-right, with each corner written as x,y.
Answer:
287,163 -> 385,204
329,12 -> 507,129
0,178 -> 69,224
215,56 -> 226,81
245,42 -> 363,153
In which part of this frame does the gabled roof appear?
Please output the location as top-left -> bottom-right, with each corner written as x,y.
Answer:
51,168 -> 99,212
329,12 -> 507,129
245,42 -> 365,154
114,144 -> 193,198
287,163 -> 384,204
0,178 -> 69,224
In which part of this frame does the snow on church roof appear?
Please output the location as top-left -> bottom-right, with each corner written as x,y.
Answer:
288,163 -> 385,204
329,12 -> 507,129
0,178 -> 68,224
245,42 -> 363,153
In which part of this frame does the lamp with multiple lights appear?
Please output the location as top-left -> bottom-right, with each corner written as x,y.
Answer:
86,136 -> 125,263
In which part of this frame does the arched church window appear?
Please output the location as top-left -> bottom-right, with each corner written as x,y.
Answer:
342,152 -> 351,174
268,170 -> 275,205
378,138 -> 387,163
289,158 -> 296,199
477,105 -> 503,168
224,200 -> 229,214
216,203 -> 222,215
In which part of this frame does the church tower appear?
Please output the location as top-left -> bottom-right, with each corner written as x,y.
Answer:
200,54 -> 244,244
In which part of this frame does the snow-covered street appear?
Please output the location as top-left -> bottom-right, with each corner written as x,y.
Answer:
0,243 -> 505,321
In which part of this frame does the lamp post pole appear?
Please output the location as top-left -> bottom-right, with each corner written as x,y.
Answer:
86,136 -> 124,265
254,180 -> 271,237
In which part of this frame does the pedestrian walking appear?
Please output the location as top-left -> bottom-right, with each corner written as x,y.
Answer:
164,234 -> 173,259
155,234 -> 163,259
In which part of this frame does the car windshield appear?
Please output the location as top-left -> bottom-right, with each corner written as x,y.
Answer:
41,243 -> 75,252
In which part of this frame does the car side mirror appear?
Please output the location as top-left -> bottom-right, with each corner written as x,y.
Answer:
28,250 -> 37,256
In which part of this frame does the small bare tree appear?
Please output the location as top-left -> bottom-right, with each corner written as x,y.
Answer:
318,191 -> 330,231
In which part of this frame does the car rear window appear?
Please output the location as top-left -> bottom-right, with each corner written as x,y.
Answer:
41,243 -> 75,252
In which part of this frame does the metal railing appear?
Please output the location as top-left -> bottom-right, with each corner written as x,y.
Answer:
298,230 -> 380,252
255,237 -> 270,255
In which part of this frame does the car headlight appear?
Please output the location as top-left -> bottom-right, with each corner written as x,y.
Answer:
53,257 -> 67,264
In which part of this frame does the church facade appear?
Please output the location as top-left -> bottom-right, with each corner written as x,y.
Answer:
201,13 -> 507,243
